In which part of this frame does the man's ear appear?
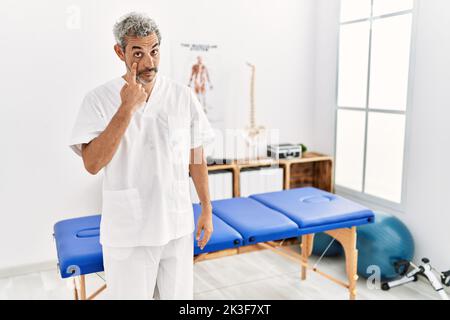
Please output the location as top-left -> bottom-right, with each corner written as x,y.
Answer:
114,44 -> 125,62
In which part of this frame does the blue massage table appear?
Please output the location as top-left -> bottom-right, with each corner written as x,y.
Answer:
54,187 -> 374,300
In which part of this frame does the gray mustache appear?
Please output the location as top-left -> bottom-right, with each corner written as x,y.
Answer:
139,67 -> 158,74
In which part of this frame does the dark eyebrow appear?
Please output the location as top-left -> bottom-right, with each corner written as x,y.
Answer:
131,43 -> 159,51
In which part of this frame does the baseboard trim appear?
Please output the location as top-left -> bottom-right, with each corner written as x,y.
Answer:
0,260 -> 57,279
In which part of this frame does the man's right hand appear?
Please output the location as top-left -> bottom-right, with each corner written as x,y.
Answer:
120,62 -> 147,114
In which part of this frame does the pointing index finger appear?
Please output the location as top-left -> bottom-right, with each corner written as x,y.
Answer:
125,62 -> 138,85
131,62 -> 137,83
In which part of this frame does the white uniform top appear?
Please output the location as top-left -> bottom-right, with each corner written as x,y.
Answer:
69,74 -> 215,247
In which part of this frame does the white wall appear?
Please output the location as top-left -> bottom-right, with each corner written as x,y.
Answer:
403,0 -> 450,270
313,0 -> 450,269
0,0 -> 317,271
312,0 -> 339,155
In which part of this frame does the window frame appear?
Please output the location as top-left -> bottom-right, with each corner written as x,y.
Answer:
333,0 -> 419,212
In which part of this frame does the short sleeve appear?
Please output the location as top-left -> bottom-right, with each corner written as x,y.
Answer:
68,92 -> 107,157
189,88 -> 215,149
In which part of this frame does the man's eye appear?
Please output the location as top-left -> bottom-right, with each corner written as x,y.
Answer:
134,52 -> 143,58
152,49 -> 159,56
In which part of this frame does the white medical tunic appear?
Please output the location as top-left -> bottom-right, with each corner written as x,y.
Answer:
69,74 -> 215,247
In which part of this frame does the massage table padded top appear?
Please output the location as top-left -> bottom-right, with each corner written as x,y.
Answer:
54,188 -> 374,278
211,197 -> 299,245
54,205 -> 246,278
250,187 -> 375,229
54,215 -> 103,279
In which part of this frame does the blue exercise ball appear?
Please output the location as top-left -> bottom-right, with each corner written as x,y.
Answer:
312,232 -> 343,257
357,212 -> 415,280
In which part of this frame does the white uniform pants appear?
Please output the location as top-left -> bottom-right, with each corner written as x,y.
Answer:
102,232 -> 194,300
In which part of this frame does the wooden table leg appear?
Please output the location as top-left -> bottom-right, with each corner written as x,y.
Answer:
344,227 -> 358,300
88,284 -> 107,300
79,275 -> 87,300
73,278 -> 79,300
300,234 -> 314,280
325,227 -> 358,300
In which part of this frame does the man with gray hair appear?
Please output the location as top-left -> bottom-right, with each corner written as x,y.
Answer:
68,12 -> 215,299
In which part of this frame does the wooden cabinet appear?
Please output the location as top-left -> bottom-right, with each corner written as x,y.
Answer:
206,152 -> 334,197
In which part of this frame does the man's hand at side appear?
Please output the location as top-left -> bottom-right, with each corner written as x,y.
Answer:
196,203 -> 213,250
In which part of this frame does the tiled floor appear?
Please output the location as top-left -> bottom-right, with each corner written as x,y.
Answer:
0,246 -> 441,300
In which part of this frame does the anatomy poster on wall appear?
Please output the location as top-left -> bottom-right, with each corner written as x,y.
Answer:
170,41 -> 226,132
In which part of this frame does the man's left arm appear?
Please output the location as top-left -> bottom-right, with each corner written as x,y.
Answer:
189,146 -> 213,250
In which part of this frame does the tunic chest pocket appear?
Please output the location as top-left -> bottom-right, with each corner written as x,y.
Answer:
143,113 -> 169,149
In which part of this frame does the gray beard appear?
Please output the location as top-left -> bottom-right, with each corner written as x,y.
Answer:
137,72 -> 157,86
